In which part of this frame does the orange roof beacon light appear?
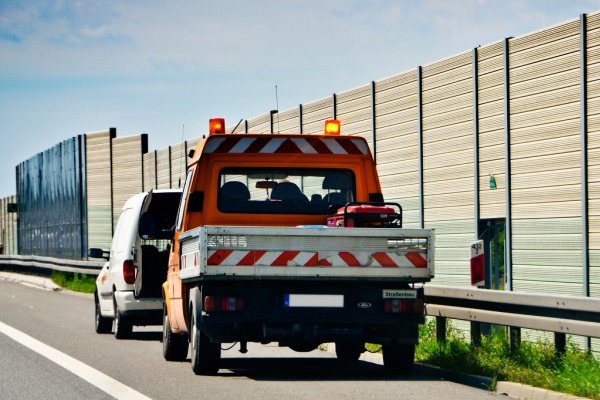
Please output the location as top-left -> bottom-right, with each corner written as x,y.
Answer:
324,119 -> 341,135
209,118 -> 226,135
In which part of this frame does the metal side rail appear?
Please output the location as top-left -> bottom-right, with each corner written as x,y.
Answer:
423,285 -> 600,344
0,255 -> 103,276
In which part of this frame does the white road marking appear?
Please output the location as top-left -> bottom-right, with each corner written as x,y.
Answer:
0,320 -> 152,400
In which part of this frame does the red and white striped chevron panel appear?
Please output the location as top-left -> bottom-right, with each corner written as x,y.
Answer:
206,249 -> 427,268
203,136 -> 370,155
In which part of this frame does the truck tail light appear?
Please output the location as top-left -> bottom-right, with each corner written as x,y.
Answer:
204,296 -> 245,312
384,299 -> 423,314
123,260 -> 136,284
209,118 -> 225,135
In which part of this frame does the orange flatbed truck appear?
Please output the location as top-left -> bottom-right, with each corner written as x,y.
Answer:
162,118 -> 435,375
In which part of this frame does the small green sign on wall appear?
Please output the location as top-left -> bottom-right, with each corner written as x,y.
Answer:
489,174 -> 497,190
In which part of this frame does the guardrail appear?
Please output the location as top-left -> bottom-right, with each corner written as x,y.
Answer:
1,255 -> 598,352
0,255 -> 104,276
424,285 -> 600,352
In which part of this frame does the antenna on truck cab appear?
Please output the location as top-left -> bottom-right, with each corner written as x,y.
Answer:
179,124 -> 185,188
230,119 -> 244,134
275,85 -> 280,134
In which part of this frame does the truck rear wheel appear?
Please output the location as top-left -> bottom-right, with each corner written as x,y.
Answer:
94,293 -> 112,334
335,341 -> 363,362
190,312 -> 220,375
382,343 -> 415,375
162,305 -> 189,361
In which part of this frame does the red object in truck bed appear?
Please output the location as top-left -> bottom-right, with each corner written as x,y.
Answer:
327,204 -> 400,227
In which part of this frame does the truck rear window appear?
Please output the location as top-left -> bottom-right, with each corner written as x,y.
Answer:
218,168 -> 355,214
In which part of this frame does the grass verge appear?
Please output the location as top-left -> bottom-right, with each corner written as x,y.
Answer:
414,320 -> 599,399
50,271 -> 96,293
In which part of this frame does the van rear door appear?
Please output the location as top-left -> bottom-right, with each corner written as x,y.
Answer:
135,190 -> 182,298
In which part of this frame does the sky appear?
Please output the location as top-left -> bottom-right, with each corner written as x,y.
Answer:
2,0 -> 600,198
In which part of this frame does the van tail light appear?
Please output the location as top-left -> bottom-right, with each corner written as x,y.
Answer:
204,296 -> 245,312
384,299 -> 423,314
123,260 -> 136,284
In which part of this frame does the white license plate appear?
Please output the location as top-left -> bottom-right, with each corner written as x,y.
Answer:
284,294 -> 344,308
383,289 -> 417,299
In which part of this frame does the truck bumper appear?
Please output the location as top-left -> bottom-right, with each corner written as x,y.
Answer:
196,281 -> 423,344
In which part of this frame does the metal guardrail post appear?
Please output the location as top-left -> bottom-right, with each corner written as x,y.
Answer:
554,332 -> 567,355
509,326 -> 521,352
436,316 -> 447,343
470,321 -> 481,346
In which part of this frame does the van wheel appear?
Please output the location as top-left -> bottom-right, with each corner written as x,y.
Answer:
94,293 -> 112,334
113,298 -> 132,339
335,341 -> 363,362
190,312 -> 220,375
383,343 -> 415,375
162,305 -> 188,361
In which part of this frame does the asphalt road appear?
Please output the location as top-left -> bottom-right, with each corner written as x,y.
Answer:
0,279 -> 508,400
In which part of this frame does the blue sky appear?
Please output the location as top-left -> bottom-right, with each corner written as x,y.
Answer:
1,0 -> 600,197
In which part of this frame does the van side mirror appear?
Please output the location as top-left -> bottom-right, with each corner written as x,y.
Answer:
88,248 -> 109,260
188,191 -> 204,212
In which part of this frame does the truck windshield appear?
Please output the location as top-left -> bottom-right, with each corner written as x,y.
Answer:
218,168 -> 355,214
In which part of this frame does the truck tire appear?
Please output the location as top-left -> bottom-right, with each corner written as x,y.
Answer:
94,293 -> 112,334
335,341 -> 363,362
162,305 -> 188,361
382,343 -> 415,375
190,312 -> 220,375
113,297 -> 132,339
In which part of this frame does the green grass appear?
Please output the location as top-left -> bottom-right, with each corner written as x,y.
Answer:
50,271 -> 96,293
414,320 -> 600,399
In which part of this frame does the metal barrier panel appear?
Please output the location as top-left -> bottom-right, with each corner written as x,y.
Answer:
17,136 -> 87,259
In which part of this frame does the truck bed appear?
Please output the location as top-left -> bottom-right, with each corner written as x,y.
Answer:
178,226 -> 434,282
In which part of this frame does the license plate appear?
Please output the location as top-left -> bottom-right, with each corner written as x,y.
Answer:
284,294 -> 344,308
383,289 -> 417,299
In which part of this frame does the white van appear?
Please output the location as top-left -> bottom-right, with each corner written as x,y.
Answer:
89,189 -> 182,339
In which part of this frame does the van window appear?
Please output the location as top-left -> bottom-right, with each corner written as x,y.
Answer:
114,208 -> 137,256
217,168 -> 355,214
139,191 -> 181,253
176,170 -> 194,231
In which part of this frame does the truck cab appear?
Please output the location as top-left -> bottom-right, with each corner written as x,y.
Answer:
162,119 -> 434,375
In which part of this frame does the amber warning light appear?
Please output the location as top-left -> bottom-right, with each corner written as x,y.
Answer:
209,118 -> 226,135
324,119 -> 341,135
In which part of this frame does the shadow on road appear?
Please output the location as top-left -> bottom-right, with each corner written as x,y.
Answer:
218,358 -> 433,382
128,331 -> 162,341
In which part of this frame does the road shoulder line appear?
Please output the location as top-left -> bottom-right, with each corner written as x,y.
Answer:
0,320 -> 152,400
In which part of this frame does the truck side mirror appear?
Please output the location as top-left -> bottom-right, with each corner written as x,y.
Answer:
188,191 -> 204,212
